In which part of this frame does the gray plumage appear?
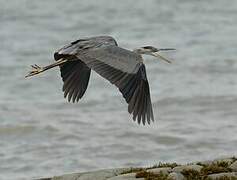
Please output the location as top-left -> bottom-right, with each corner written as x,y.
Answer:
26,36 -> 175,125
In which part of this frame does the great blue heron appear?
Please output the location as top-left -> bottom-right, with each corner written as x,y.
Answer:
26,36 -> 174,125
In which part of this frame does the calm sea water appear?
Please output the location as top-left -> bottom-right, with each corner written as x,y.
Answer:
1,0 -> 237,179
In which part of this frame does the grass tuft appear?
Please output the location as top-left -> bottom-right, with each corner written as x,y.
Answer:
181,169 -> 201,180
200,162 -> 232,175
120,167 -> 144,174
121,159 -> 237,180
136,170 -> 170,180
146,162 -> 179,170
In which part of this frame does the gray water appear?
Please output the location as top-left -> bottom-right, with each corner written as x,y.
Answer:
1,0 -> 237,179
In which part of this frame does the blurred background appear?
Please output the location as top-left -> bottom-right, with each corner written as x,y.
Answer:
1,0 -> 237,179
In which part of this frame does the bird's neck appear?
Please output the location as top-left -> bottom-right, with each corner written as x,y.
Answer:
132,48 -> 143,54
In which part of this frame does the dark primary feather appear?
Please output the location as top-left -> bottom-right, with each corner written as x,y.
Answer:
54,36 -> 154,124
120,64 -> 154,124
55,56 -> 91,103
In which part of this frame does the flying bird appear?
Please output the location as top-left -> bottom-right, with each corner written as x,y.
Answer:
25,36 -> 174,125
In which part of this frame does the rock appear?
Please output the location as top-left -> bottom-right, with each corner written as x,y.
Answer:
49,173 -> 81,180
168,172 -> 186,180
76,170 -> 117,180
173,164 -> 203,173
107,173 -> 143,180
147,167 -> 172,175
230,161 -> 237,172
208,172 -> 237,179
36,156 -> 237,180
40,168 -> 129,180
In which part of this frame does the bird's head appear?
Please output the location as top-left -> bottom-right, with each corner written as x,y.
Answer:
133,46 -> 175,63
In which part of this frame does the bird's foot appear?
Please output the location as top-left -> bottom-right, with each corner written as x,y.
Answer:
25,64 -> 44,78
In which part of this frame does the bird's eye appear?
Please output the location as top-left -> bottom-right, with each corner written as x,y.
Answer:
143,46 -> 153,49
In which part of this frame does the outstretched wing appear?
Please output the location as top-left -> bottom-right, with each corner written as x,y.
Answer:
55,36 -> 154,124
91,60 -> 154,125
80,46 -> 154,125
54,53 -> 91,103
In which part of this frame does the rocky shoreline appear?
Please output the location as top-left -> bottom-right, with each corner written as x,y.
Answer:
37,156 -> 237,180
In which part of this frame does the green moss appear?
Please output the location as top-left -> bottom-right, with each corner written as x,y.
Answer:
181,169 -> 201,180
120,167 -> 144,174
197,158 -> 235,167
135,170 -> 171,180
180,160 -> 235,180
121,158 -> 237,180
146,163 -> 177,170
216,176 -> 237,180
216,161 -> 231,168
200,162 -> 232,175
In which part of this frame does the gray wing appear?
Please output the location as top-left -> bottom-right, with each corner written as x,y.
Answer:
56,37 -> 154,124
53,36 -> 117,102
54,54 -> 91,103
79,46 -> 154,125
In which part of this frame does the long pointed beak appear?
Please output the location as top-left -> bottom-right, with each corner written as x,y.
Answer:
150,48 -> 175,63
151,52 -> 173,64
157,48 -> 176,52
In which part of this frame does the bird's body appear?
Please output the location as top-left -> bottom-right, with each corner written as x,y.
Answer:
26,36 -> 174,125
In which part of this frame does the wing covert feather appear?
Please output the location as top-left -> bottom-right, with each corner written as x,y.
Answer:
79,46 -> 142,74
